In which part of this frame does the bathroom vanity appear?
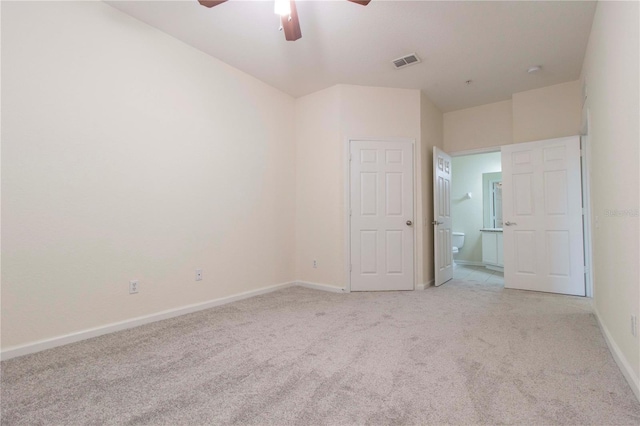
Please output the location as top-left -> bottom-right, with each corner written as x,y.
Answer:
481,171 -> 504,272
480,228 -> 503,272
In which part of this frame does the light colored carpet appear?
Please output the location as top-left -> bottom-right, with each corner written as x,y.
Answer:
2,280 -> 640,425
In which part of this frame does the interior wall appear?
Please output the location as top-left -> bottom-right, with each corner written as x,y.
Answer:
1,2 -> 296,350
294,85 -> 423,288
420,93 -> 444,286
443,81 -> 581,153
340,85 -> 423,287
294,87 -> 342,287
443,100 -> 513,153
451,152 -> 502,264
512,81 -> 581,143
580,0 -> 640,384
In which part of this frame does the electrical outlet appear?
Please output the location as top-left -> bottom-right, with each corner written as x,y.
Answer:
129,280 -> 139,294
631,315 -> 637,337
313,260 -> 317,268
196,269 -> 203,281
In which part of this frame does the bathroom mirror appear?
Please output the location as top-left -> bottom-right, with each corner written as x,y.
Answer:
482,172 -> 503,228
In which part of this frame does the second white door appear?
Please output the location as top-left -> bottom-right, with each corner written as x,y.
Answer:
502,136 -> 585,296
433,147 -> 453,286
350,140 -> 414,291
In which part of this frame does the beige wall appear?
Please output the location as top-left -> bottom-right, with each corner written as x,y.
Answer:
339,85 -> 421,141
1,2 -> 439,352
581,1 -> 640,383
443,100 -> 512,153
340,86 -> 424,287
512,81 -> 581,143
1,2 -> 296,349
294,87 -> 342,287
444,81 -> 581,153
294,85 -> 426,288
451,152 -> 502,263
420,93 -> 444,285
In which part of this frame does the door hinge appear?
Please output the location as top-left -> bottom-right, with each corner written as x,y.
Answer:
580,149 -> 585,157
350,264 -> 352,272
582,208 -> 586,215
349,153 -> 352,161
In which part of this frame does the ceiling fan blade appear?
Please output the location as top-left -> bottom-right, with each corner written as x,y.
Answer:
281,1 -> 302,41
198,0 -> 227,8
347,0 -> 371,5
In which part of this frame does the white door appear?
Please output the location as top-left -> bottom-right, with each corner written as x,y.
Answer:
433,147 -> 453,286
350,140 -> 414,291
502,136 -> 585,296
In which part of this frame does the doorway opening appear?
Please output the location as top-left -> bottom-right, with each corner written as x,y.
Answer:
450,150 -> 504,287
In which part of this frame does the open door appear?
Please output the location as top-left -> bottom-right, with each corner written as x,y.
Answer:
502,136 -> 585,296
433,147 -> 453,286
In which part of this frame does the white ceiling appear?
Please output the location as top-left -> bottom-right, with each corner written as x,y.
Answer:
107,0 -> 597,112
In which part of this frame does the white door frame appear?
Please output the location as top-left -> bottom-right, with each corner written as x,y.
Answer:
448,142 -> 592,297
344,137 -> 417,292
581,110 -> 594,298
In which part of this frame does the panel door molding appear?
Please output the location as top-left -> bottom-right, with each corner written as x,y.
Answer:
349,140 -> 414,292
502,136 -> 585,296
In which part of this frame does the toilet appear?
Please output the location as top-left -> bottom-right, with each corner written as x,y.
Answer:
452,232 -> 465,264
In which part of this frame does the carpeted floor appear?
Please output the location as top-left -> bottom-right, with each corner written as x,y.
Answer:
2,280 -> 640,425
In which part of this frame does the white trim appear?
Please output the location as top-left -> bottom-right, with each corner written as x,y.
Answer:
345,137 -> 417,293
594,308 -> 640,402
580,114 -> 594,299
454,260 -> 485,267
415,279 -> 434,290
1,281 -> 296,361
296,281 -> 347,293
344,138 -> 352,292
450,146 -> 502,157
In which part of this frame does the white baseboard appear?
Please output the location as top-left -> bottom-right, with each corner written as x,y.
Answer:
594,308 -> 640,402
296,281 -> 348,293
416,279 -> 434,290
1,281 -> 296,361
454,260 -> 485,267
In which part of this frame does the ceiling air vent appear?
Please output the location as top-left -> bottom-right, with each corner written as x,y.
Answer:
392,53 -> 421,69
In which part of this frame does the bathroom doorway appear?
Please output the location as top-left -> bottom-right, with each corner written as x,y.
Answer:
450,150 -> 504,286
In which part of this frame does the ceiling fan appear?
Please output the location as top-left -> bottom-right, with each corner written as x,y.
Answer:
197,0 -> 371,41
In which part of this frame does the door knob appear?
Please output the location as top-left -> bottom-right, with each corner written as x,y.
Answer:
432,220 -> 442,226
406,220 -> 413,226
505,221 -> 517,226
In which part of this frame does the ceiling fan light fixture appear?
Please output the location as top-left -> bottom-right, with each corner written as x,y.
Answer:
274,0 -> 291,16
